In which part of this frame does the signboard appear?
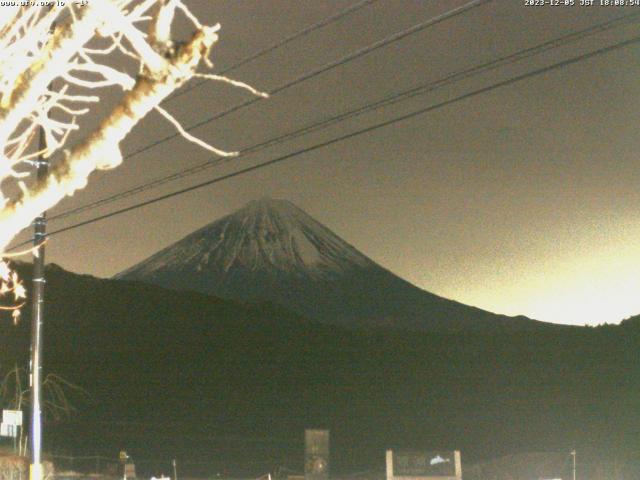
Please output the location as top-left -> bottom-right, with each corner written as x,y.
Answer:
119,451 -> 136,479
2,410 -> 22,426
386,450 -> 461,480
305,429 -> 329,480
0,423 -> 18,438
124,462 -> 136,479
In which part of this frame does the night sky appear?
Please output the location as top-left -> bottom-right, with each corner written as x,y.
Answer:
11,0 -> 640,326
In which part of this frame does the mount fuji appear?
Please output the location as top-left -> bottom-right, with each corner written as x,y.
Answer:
116,198 -> 547,331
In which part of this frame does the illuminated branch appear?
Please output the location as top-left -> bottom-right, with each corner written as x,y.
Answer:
194,73 -> 269,98
0,259 -> 26,324
0,1 -> 268,324
155,105 -> 237,157
0,1 -> 262,256
0,5 -> 98,146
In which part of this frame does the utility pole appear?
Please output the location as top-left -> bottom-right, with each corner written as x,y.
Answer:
30,81 -> 50,480
571,450 -> 576,480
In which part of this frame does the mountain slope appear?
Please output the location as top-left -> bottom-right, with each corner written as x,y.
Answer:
3,263 -> 639,479
117,198 -> 548,332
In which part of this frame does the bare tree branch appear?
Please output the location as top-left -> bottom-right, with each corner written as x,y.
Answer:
0,2 -> 264,320
0,1 -> 262,257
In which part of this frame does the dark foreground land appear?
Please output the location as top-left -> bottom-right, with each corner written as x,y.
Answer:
1,263 -> 638,478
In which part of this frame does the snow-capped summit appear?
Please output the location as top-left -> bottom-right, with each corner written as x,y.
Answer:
205,197 -> 372,275
118,197 -> 371,280
117,198 -> 544,331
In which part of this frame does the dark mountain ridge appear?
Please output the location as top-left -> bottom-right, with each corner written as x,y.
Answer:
116,198 -> 550,332
1,263 -> 638,479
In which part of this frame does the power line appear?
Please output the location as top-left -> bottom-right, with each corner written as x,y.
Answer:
33,34 -> 640,243
124,0 -> 492,161
48,0 -> 494,221
48,10 -> 640,223
167,0 -> 382,102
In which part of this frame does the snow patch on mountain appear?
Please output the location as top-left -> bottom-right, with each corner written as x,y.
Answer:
117,198 -> 373,281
